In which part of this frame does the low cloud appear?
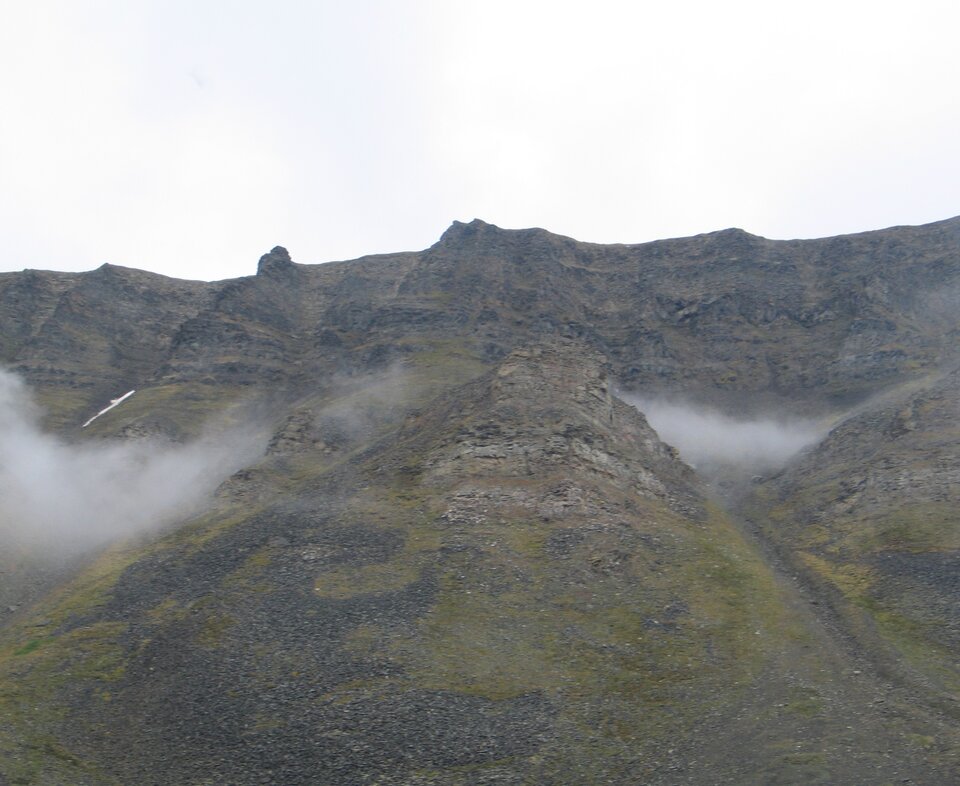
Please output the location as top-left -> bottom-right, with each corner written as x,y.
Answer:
0,369 -> 267,554
622,394 -> 826,475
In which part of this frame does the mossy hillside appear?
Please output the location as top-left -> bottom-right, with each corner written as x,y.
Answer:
399,500 -> 790,697
236,346 -> 819,779
0,332 -> 19,363
759,485 -> 960,698
859,599 -> 960,696
258,355 -> 492,504
837,503 -> 960,554
743,365 -> 960,705
766,492 -> 960,557
3,332 -> 959,782
312,522 -> 433,600
302,458 -> 808,783
292,344 -> 487,438
32,387 -> 104,432
255,452 -> 777,783
0,484 -> 283,780
754,380 -> 960,697
78,382 -> 260,439
20,379 -> 255,440
377,337 -> 490,385
5,347 -> 480,623
39,338 -> 482,446
797,547 -> 960,698
0,543 -> 139,785
0,342 -> 479,639
0,363 -> 458,782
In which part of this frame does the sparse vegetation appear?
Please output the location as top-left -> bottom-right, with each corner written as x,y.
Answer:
3,218 -> 960,783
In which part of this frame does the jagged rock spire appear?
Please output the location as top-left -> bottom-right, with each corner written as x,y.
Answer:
256,246 -> 295,276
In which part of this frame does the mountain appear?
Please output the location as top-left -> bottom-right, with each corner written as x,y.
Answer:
1,217 -> 959,784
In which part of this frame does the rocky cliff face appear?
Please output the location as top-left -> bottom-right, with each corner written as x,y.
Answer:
1,217 -> 960,784
5,215 -> 960,424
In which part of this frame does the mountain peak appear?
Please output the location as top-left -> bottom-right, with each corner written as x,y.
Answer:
703,227 -> 763,242
435,218 -> 498,245
256,246 -> 295,276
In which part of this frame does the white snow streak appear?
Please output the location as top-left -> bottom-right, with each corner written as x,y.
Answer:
81,390 -> 135,428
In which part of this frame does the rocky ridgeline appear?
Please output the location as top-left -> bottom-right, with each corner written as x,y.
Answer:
3,216 -> 960,426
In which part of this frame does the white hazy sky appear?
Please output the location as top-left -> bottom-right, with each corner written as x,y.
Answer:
1,1 -> 959,281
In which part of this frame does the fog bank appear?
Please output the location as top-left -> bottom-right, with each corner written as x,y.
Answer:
623,394 -> 826,474
0,369 -> 267,554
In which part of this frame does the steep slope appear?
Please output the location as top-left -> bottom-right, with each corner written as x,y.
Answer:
1,343 -> 958,784
746,364 -> 960,708
404,217 -> 960,404
0,265 -> 216,428
3,215 -> 960,429
2,217 -> 960,783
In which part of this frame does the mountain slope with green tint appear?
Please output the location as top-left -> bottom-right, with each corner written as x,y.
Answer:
747,364 -> 960,708
1,218 -> 960,783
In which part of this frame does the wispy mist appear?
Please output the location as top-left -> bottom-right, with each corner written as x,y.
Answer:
0,369 -> 267,554
622,394 -> 826,475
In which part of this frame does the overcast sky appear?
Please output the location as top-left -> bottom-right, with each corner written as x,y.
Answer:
1,1 -> 958,280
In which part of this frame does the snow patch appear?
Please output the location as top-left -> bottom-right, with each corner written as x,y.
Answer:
82,390 -> 136,428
